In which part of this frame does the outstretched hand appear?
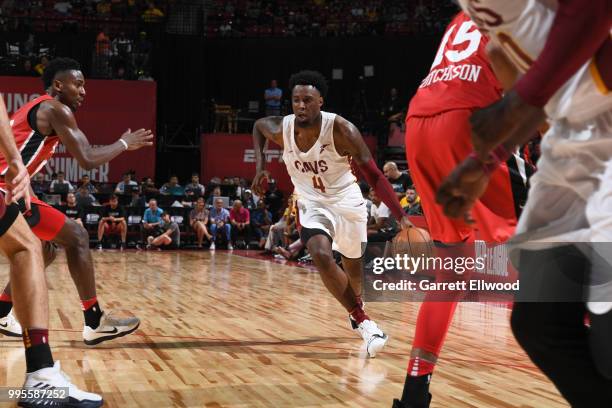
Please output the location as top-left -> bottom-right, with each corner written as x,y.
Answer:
251,170 -> 271,196
436,155 -> 491,223
121,128 -> 154,151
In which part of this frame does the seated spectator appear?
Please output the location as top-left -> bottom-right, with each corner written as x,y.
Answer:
242,189 -> 257,211
31,173 -> 48,196
75,186 -> 97,207
250,200 -> 272,249
62,192 -> 83,227
264,195 -> 295,251
142,198 -> 164,242
367,189 -> 396,242
230,199 -> 250,248
115,172 -> 138,194
19,59 -> 38,77
383,161 -> 412,200
49,171 -> 73,193
97,194 -> 127,249
54,1 -> 72,15
96,28 -> 112,56
400,188 -> 423,216
160,175 -> 185,196
142,1 -> 164,23
189,197 -> 212,248
184,173 -> 205,198
206,186 -> 222,207
34,56 -> 49,76
79,174 -> 98,194
141,177 -> 159,195
147,212 -> 180,250
130,189 -> 146,207
209,197 -> 232,251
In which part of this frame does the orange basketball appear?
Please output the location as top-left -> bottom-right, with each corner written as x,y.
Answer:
391,227 -> 435,274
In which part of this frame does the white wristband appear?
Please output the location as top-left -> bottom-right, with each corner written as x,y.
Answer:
118,138 -> 128,150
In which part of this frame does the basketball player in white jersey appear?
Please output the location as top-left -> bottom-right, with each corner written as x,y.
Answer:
437,1 -> 612,405
251,70 -> 412,357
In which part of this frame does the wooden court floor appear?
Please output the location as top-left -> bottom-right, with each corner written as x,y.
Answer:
0,250 -> 567,408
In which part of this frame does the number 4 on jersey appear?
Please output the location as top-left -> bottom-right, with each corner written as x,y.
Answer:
312,176 -> 326,193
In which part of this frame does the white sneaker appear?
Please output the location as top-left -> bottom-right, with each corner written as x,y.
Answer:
209,242 -> 215,250
0,309 -> 22,337
357,319 -> 388,358
228,243 -> 234,250
20,361 -> 103,407
82,311 -> 140,346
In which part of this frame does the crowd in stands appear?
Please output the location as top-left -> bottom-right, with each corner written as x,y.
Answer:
30,162 -> 421,263
0,0 -> 169,33
1,0 -> 456,39
205,0 -> 457,38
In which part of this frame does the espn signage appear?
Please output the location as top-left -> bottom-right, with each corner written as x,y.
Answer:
0,76 -> 157,183
201,133 -> 377,193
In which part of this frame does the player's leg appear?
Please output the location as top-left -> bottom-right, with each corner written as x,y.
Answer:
1,209 -> 103,407
396,111 -> 477,408
26,199 -> 140,344
304,231 -> 357,311
341,254 -> 389,357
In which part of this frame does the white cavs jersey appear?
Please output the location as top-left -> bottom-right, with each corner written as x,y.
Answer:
459,0 -> 612,124
281,111 -> 367,258
282,111 -> 361,203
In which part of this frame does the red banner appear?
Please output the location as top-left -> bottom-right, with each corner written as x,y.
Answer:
0,76 -> 156,183
201,133 -> 378,194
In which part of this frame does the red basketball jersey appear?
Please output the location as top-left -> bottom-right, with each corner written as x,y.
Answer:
0,94 -> 60,179
406,12 -> 502,119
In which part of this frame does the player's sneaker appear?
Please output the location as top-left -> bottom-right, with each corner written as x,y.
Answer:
0,309 -> 22,337
82,311 -> 140,346
228,243 -> 234,250
357,319 -> 388,358
19,361 -> 103,408
210,242 -> 215,250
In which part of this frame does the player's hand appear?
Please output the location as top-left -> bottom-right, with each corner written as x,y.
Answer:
251,170 -> 271,196
120,128 -> 154,151
5,159 -> 31,210
470,89 -> 545,161
399,215 -> 414,230
436,155 -> 491,223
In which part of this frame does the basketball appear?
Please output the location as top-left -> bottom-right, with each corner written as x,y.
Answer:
391,227 -> 434,274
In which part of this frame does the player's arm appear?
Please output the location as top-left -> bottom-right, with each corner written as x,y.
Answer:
251,116 -> 283,195
0,98 -> 30,207
333,116 -> 411,229
515,0 -> 611,107
486,42 -> 519,91
45,101 -> 153,170
472,0 -> 611,160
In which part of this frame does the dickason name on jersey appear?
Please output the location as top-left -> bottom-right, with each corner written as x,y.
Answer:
419,64 -> 483,88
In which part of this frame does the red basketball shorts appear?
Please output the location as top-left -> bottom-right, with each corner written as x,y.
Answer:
21,196 -> 66,241
405,109 -> 517,243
